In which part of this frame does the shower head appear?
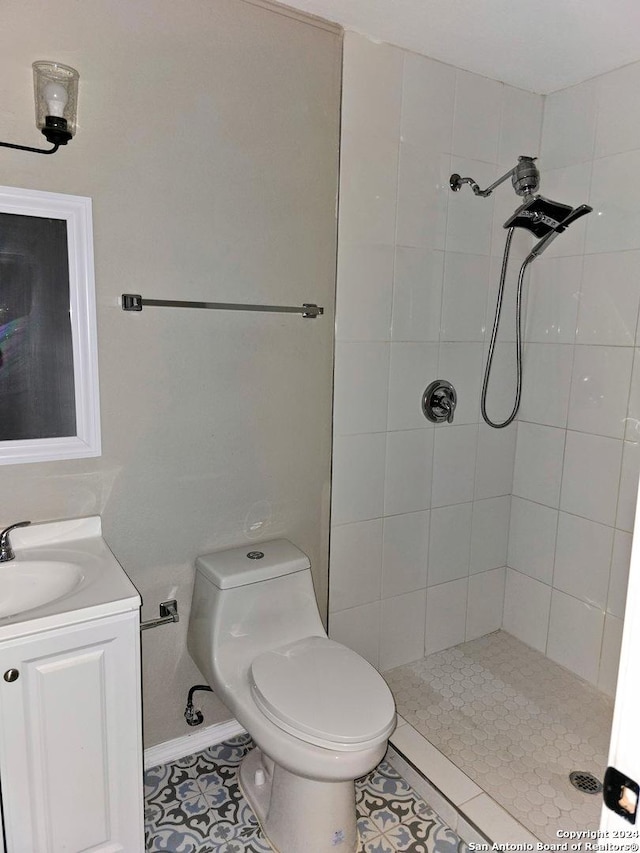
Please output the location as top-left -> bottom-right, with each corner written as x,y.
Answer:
504,196 -> 592,240
504,195 -> 573,239
449,154 -> 592,252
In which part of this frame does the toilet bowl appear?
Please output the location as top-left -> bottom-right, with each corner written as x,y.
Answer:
187,539 -> 396,853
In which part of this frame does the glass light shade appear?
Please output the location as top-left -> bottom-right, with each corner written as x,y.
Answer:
32,61 -> 79,143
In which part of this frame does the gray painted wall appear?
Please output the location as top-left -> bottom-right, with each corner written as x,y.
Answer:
0,0 -> 341,747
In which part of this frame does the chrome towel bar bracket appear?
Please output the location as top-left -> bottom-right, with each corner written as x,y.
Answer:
140,599 -> 179,631
121,294 -> 323,319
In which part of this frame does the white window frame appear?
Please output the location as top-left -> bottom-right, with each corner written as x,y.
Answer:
0,185 -> 100,464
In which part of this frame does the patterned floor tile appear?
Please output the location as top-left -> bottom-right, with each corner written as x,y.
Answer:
145,733 -> 466,853
356,762 -> 465,853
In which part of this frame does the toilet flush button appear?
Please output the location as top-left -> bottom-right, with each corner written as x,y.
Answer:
255,767 -> 266,786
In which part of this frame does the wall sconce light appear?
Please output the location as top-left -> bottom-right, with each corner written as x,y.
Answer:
0,61 -> 79,155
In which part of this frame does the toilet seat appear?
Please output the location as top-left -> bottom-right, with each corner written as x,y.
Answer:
249,636 -> 396,752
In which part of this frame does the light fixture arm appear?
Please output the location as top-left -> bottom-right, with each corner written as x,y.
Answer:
0,140 -> 59,155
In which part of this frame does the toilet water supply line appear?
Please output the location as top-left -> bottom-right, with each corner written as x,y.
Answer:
185,684 -> 214,726
140,608 -> 215,727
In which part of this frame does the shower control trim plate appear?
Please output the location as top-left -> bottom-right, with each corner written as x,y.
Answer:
422,380 -> 457,424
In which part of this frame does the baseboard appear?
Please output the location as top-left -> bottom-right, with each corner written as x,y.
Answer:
144,718 -> 246,769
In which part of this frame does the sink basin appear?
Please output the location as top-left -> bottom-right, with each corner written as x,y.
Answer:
0,560 -> 84,618
0,517 -> 140,640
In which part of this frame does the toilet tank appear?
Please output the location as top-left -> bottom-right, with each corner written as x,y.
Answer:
187,539 -> 326,688
196,539 -> 311,589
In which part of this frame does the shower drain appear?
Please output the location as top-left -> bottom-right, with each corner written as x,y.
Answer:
569,771 -> 603,795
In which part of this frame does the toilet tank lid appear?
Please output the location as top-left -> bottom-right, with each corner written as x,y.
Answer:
195,539 -> 311,589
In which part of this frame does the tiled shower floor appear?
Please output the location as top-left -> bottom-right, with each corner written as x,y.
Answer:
144,732 -> 468,852
385,630 -> 613,844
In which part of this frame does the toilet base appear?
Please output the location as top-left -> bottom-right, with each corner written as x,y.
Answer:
239,746 -> 358,853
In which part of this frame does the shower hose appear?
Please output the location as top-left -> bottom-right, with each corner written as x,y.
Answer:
481,226 -> 536,429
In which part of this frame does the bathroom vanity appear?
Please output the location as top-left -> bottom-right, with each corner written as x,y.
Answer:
0,517 -> 143,852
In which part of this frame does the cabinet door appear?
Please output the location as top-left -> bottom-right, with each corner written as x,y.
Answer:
0,612 -> 143,853
0,786 -> 5,853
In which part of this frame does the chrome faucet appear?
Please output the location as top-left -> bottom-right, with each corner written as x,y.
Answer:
0,521 -> 31,562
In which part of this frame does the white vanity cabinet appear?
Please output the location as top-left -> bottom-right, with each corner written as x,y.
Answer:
0,609 -> 144,852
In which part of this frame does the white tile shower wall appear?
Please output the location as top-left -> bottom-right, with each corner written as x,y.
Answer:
329,32 -> 538,668
331,33 -> 640,696
506,60 -> 640,695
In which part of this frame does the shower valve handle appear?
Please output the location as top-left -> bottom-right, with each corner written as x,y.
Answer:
422,380 -> 457,424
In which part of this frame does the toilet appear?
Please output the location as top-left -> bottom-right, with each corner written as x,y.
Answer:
187,538 -> 396,853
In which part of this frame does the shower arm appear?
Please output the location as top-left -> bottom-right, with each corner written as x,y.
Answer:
449,164 -> 518,197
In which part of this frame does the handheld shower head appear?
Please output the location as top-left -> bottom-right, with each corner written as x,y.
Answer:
526,204 -> 593,259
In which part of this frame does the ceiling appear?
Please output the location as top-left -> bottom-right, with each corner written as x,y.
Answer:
282,0 -> 640,94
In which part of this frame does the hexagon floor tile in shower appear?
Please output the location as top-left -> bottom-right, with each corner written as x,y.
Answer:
384,630 -> 614,844
144,732 -> 467,852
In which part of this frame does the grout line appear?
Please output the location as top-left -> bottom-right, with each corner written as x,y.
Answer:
386,744 -> 491,845
388,730 -> 537,845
